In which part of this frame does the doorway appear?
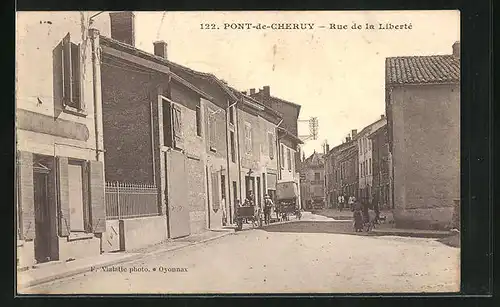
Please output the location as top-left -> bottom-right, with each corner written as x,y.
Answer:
33,168 -> 53,264
231,181 -> 237,224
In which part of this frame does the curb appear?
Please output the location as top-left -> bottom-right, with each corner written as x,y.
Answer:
19,231 -> 233,290
370,230 -> 455,239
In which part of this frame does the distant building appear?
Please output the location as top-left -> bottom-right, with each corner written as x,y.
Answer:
356,116 -> 387,204
300,151 -> 325,209
368,123 -> 392,210
385,42 -> 460,229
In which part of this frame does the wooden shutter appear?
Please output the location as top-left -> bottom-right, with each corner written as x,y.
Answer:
211,172 -> 220,212
172,105 -> 183,150
62,33 -> 72,106
70,42 -> 81,108
89,160 -> 106,233
268,132 -> 274,159
18,151 -> 35,240
209,112 -> 216,149
57,156 -> 71,237
53,37 -> 64,108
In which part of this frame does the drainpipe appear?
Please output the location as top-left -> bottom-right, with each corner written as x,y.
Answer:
224,99 -> 233,224
235,98 -> 243,201
89,28 -> 104,163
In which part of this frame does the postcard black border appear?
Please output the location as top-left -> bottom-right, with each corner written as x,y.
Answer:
8,0 -> 495,305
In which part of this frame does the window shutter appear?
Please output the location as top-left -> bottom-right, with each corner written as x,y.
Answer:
209,112 -> 216,148
62,33 -> 72,106
268,133 -> 274,159
57,156 -> 71,237
172,105 -> 183,150
70,42 -> 81,108
211,172 -> 220,212
53,38 -> 64,107
89,160 -> 106,233
18,151 -> 36,240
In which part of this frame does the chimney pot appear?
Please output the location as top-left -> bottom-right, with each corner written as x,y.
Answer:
381,114 -> 385,119
263,85 -> 270,97
249,88 -> 256,95
351,129 -> 357,137
153,40 -> 168,59
452,41 -> 460,58
109,12 -> 136,47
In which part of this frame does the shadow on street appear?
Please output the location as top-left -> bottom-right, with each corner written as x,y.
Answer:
261,220 -> 368,236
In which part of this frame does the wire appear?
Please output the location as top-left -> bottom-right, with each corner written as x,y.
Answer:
156,12 -> 167,40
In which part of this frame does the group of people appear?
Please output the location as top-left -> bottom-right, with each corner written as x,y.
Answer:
336,194 -> 381,232
226,191 -> 276,226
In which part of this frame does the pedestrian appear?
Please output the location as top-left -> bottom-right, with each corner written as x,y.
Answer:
221,197 -> 227,226
337,195 -> 342,211
351,197 -> 363,232
264,194 -> 274,225
373,200 -> 381,224
348,195 -> 355,211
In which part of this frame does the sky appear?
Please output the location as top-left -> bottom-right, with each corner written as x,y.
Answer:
124,11 -> 459,157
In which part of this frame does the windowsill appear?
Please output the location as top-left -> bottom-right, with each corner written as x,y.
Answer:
209,146 -> 217,153
67,232 -> 94,242
63,105 -> 87,117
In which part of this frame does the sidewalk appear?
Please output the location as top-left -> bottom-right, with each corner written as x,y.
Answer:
17,229 -> 234,291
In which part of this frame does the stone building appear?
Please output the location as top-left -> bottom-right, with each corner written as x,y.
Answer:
357,116 -> 387,204
385,42 -> 460,229
368,124 -> 392,210
299,151 -> 325,209
250,86 -> 303,208
16,12 -> 111,268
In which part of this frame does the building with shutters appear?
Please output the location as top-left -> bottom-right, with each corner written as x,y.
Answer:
16,12 -> 111,268
385,42 -> 460,230
367,124 -> 392,210
356,115 -> 387,205
299,151 -> 325,210
250,86 -> 303,209
100,12 -> 285,245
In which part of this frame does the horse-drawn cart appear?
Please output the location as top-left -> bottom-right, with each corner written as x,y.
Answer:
235,204 -> 262,231
276,181 -> 301,221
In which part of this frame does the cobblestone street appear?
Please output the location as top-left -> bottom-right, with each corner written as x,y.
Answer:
24,217 -> 460,294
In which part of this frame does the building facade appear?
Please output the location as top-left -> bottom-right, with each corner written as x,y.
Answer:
385,42 -> 460,229
16,12 -> 111,268
357,116 -> 387,204
368,124 -> 392,210
250,86 -> 303,208
335,136 -> 359,201
299,151 -> 325,209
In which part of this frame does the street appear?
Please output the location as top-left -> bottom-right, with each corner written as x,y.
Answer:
23,217 -> 460,294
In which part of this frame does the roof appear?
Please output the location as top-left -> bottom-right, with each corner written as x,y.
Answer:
100,35 -> 239,101
278,127 -> 304,145
367,124 -> 388,139
303,151 -> 325,167
357,117 -> 387,138
385,55 -> 460,86
250,92 -> 302,112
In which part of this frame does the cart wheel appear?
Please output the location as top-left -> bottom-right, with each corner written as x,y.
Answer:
236,220 -> 243,231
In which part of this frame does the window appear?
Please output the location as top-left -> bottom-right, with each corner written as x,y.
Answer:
172,104 -> 183,150
196,105 -> 202,137
287,148 -> 292,171
244,123 -> 252,153
369,158 -> 372,175
67,160 -> 88,232
209,110 -> 217,151
268,132 -> 274,159
221,174 -> 226,200
315,172 -> 320,181
54,33 -> 83,112
230,131 -> 236,163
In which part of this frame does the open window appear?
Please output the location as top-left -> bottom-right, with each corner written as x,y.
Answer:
54,33 -> 84,115
162,98 -> 184,150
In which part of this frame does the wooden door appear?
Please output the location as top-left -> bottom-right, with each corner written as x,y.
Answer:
166,150 -> 191,238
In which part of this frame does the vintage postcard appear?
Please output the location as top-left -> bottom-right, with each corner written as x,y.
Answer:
16,10 -> 460,294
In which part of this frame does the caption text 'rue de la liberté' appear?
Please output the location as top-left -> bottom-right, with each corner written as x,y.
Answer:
200,22 -> 413,31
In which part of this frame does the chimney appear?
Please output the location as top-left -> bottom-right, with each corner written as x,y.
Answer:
153,40 -> 168,59
381,114 -> 385,119
110,12 -> 136,46
249,88 -> 256,95
263,85 -> 270,97
351,129 -> 357,138
325,143 -> 330,153
345,137 -> 350,143
452,41 -> 460,58
241,91 -> 247,95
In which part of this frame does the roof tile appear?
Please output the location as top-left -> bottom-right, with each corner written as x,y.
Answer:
386,55 -> 460,85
